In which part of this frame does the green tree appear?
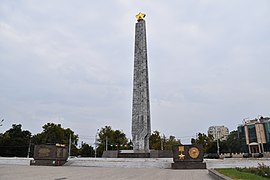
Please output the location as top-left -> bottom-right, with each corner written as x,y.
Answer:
163,135 -> 181,150
149,130 -> 162,150
32,123 -> 79,156
79,143 -> 94,157
150,131 -> 181,150
191,133 -> 214,153
205,130 -> 242,154
219,140 -> 229,153
225,130 -> 242,153
0,124 -> 31,157
96,126 -> 128,156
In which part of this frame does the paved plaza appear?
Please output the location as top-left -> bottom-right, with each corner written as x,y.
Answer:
1,157 -> 270,179
0,165 -> 214,180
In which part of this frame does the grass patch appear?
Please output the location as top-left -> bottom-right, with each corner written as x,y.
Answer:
215,168 -> 269,180
236,163 -> 270,178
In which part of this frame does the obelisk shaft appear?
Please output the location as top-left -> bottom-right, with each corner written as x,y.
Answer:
132,18 -> 151,152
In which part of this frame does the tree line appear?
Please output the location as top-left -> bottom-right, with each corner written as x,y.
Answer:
0,123 -> 242,157
95,127 -> 180,156
191,131 -> 243,154
0,123 -> 181,157
0,123 -> 79,157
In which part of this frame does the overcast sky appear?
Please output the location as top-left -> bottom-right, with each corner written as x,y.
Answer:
1,0 -> 270,144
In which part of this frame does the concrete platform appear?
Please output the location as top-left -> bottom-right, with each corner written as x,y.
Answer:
2,157 -> 270,169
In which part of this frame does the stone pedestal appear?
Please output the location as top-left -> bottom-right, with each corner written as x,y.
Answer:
171,162 -> 206,169
171,145 -> 206,169
102,150 -> 150,158
118,152 -> 150,158
102,150 -> 173,158
30,144 -> 68,166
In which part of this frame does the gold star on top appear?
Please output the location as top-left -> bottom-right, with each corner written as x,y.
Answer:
136,12 -> 146,21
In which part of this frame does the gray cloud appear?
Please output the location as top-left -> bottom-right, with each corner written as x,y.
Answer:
1,0 -> 270,144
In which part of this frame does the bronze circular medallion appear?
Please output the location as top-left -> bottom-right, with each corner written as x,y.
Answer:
189,147 -> 200,159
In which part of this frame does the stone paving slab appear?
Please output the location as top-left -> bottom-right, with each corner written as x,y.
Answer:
0,165 -> 214,180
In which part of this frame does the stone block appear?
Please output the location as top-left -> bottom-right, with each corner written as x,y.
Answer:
33,144 -> 68,161
118,153 -> 150,158
171,144 -> 206,169
172,144 -> 204,162
31,144 -> 68,166
102,151 -> 119,158
171,162 -> 206,169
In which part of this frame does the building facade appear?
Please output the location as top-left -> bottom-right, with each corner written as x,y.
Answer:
238,116 -> 270,153
208,126 -> 229,141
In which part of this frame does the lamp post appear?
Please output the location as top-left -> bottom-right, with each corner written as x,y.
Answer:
215,127 -> 220,156
27,139 -> 31,158
95,129 -> 99,158
105,136 -> 108,151
68,134 -> 71,159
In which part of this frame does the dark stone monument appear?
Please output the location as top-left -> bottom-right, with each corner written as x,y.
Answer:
30,144 -> 68,166
171,144 -> 206,169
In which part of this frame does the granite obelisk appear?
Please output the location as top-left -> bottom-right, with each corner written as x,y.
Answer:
132,13 -> 151,152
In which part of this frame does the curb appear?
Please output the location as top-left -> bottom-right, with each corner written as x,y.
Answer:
208,169 -> 232,180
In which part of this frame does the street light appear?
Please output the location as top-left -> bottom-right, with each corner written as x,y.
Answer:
68,134 -> 72,159
27,139 -> 31,158
95,129 -> 99,158
215,127 -> 220,156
